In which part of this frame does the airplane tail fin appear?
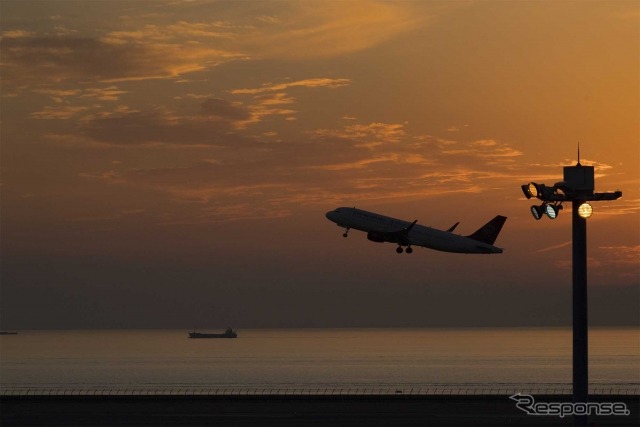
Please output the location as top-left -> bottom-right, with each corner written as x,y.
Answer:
466,215 -> 507,245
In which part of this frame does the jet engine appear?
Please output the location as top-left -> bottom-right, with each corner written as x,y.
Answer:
366,231 -> 385,243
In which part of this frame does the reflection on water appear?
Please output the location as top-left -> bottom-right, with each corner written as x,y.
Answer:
1,328 -> 638,390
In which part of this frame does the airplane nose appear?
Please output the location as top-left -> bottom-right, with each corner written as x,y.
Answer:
326,210 -> 338,222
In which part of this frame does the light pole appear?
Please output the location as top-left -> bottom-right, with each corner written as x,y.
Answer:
521,159 -> 622,427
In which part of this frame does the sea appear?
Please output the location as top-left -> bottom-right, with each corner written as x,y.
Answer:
1,328 -> 638,395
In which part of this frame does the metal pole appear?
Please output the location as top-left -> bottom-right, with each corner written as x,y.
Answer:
572,199 -> 588,427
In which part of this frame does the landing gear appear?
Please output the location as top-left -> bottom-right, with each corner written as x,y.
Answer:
396,246 -> 403,254
396,246 -> 413,254
406,246 -> 413,254
342,228 -> 350,238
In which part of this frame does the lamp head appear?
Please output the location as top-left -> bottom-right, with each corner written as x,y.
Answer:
530,204 -> 545,220
578,202 -> 593,219
545,204 -> 562,219
524,182 -> 541,199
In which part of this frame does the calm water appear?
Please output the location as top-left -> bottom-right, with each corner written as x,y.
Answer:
1,328 -> 638,392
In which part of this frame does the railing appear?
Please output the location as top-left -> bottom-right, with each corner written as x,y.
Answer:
2,385 -> 638,397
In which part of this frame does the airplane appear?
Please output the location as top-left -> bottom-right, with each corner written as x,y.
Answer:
325,207 -> 506,254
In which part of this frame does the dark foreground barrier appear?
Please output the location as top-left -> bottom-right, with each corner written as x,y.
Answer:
2,395 -> 638,427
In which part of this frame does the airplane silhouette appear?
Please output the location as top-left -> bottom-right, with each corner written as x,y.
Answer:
326,207 -> 506,254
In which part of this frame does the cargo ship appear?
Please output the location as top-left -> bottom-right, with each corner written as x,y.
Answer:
188,328 -> 237,339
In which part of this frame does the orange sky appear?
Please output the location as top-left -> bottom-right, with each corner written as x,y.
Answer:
1,0 -> 638,328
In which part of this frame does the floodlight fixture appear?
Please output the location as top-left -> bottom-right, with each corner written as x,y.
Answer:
530,204 -> 545,220
578,202 -> 593,219
522,182 -> 543,199
545,203 -> 562,219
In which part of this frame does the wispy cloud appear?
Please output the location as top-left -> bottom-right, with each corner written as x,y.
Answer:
32,86 -> 127,103
307,155 -> 405,172
598,245 -> 640,266
312,122 -> 407,146
4,1 -> 634,229
73,115 -> 530,223
102,21 -> 238,43
230,78 -> 351,126
554,245 -> 640,282
442,139 -> 523,161
534,240 -> 572,253
231,78 -> 352,95
594,199 -> 640,216
77,106 -> 257,146
1,29 -> 35,38
31,105 -> 95,120
32,88 -> 82,98
236,94 -> 297,127
235,0 -> 423,60
2,1 -> 421,87
0,33 -> 245,85
81,86 -> 128,101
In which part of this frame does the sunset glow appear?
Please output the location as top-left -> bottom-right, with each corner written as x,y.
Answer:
1,0 -> 638,328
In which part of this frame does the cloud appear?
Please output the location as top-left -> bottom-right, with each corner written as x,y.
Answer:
32,89 -> 82,97
236,93 -> 297,127
1,30 -> 34,38
79,107 -> 256,146
199,98 -> 251,121
32,88 -> 82,103
30,105 -> 95,120
598,245 -> 640,266
0,33 -> 244,85
298,123 -> 528,201
32,86 -> 127,104
231,78 -> 352,95
237,1 -> 423,60
312,122 -> 407,147
554,245 -> 640,282
37,84 -> 314,144
307,155 -> 407,172
81,86 -> 128,101
229,78 -> 350,126
77,117 -> 529,223
443,139 -> 523,158
1,1 -> 420,87
595,198 -> 640,216
586,246 -> 640,282
98,21 -> 239,46
471,139 -> 497,147
534,240 -> 572,254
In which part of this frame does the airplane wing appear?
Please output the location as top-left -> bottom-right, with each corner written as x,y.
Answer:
378,220 -> 418,245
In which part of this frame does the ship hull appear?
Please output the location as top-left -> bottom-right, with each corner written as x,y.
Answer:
188,332 -> 237,339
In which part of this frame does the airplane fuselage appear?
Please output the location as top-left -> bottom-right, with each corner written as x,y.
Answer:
326,207 -> 505,254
